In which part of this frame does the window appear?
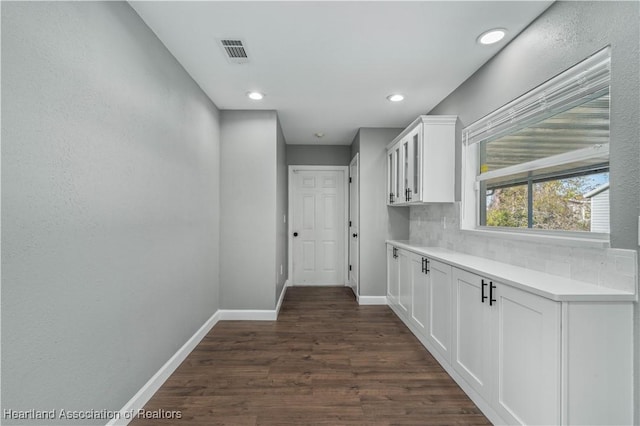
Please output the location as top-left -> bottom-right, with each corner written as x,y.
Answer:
462,47 -> 611,237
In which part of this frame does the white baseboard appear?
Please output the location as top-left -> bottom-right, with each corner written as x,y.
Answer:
275,280 -> 289,315
107,311 -> 221,426
218,309 -> 277,321
110,281 -> 289,425
358,295 -> 388,305
220,281 -> 290,321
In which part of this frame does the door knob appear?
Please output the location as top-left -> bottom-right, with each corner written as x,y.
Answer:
293,232 -> 299,237
353,233 -> 358,238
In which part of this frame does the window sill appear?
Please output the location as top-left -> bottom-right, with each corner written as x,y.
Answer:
460,227 -> 610,249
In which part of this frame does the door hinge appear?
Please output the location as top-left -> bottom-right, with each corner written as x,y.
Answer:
349,265 -> 352,271
349,177 -> 352,183
349,220 -> 352,227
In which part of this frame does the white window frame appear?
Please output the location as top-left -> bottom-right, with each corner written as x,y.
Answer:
460,47 -> 611,247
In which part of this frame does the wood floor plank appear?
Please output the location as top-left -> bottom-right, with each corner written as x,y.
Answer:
130,286 -> 490,426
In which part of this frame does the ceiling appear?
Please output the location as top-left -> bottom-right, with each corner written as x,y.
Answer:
130,1 -> 553,145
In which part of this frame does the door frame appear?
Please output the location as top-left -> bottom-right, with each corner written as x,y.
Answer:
288,165 -> 349,286
349,154 -> 360,298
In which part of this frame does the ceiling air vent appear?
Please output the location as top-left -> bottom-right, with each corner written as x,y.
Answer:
218,39 -> 249,64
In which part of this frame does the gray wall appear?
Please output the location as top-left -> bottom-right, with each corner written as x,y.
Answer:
427,1 -> 640,419
350,134 -> 360,160
1,1 -> 221,423
220,110 -> 278,310
356,128 -> 407,297
275,119 -> 288,304
287,144 -> 352,166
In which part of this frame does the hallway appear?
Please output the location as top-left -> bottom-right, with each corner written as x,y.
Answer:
131,287 -> 489,425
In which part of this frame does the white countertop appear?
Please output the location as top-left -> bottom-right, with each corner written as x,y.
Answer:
387,240 -> 637,302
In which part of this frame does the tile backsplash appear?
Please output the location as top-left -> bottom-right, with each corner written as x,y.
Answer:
410,203 -> 637,293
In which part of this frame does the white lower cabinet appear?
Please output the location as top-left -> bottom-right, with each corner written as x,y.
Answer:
397,249 -> 412,315
453,269 -> 561,425
451,268 -> 493,401
409,253 -> 428,334
426,258 -> 452,363
494,283 -> 561,425
385,243 -> 634,425
386,245 -> 399,308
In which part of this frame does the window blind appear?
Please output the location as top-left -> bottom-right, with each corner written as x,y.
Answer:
463,46 -> 611,146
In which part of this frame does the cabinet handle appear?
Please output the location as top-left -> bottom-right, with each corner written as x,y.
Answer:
489,282 -> 496,306
425,258 -> 430,274
389,192 -> 394,204
421,257 -> 425,273
392,247 -> 397,258
407,188 -> 412,201
481,279 -> 488,303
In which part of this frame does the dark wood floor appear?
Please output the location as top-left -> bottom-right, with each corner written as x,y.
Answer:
131,287 -> 490,425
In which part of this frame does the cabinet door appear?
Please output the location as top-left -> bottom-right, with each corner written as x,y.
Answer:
407,127 -> 421,203
394,144 -> 403,204
493,284 -> 561,426
426,259 -> 452,362
419,117 -> 456,202
401,137 -> 411,203
386,245 -> 399,306
410,254 -> 428,335
452,268 -> 492,401
387,150 -> 395,205
397,249 -> 411,316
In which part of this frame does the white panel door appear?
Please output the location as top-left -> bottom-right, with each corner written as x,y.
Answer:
452,268 -> 493,401
349,155 -> 359,295
292,169 -> 346,285
493,284 -> 561,426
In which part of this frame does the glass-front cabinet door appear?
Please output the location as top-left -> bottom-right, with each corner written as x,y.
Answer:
387,142 -> 404,205
394,143 -> 403,204
403,138 -> 411,202
402,128 -> 421,203
387,148 -> 396,204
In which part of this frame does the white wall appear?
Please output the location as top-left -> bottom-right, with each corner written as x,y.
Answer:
1,2 -> 221,422
220,110 -> 279,310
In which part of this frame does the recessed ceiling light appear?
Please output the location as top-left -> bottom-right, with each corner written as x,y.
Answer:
477,28 -> 506,45
387,94 -> 404,102
247,91 -> 264,100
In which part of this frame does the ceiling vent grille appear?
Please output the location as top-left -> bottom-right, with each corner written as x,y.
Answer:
218,39 -> 249,64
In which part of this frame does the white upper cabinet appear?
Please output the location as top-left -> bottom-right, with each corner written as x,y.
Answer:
387,115 -> 458,205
